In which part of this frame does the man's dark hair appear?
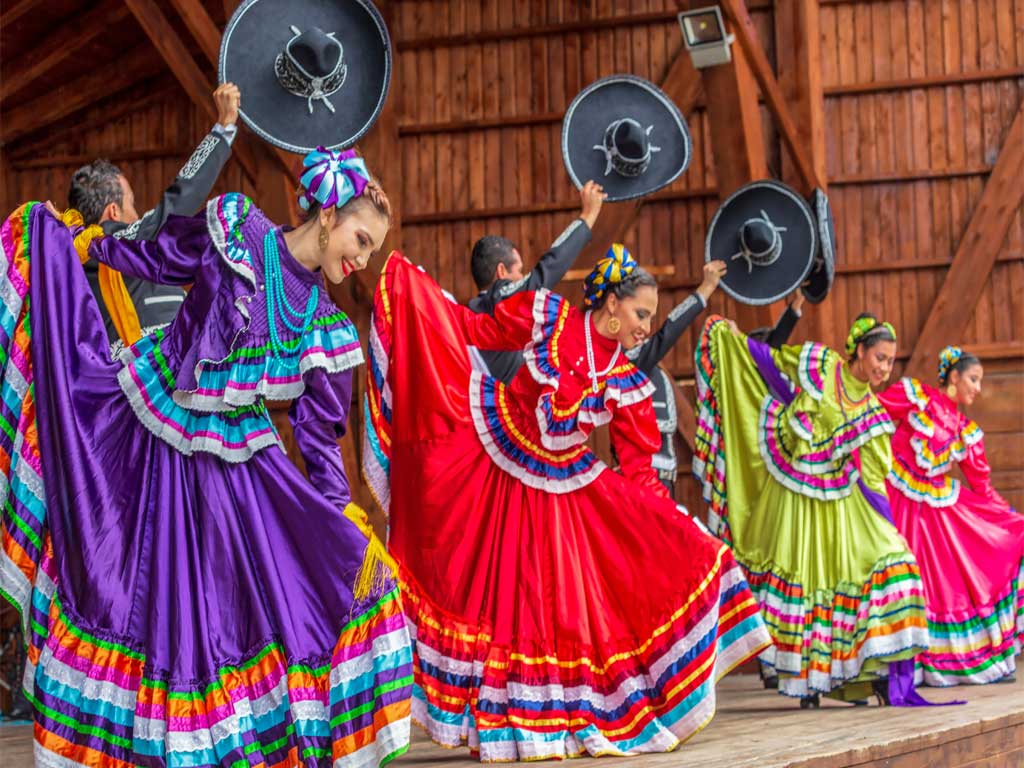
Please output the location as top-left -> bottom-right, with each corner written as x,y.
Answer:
470,235 -> 517,290
68,160 -> 124,225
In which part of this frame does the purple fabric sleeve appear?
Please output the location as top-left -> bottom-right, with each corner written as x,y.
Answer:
749,335 -> 894,524
856,476 -> 894,524
748,335 -> 795,405
288,368 -> 354,509
88,213 -> 211,285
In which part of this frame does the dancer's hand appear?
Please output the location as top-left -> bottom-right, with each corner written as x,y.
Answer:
725,318 -> 741,336
788,290 -> 805,316
697,260 -> 727,303
43,201 -> 61,219
215,82 -> 241,127
579,180 -> 607,229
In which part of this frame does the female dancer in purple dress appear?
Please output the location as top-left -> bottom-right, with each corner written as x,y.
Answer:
0,148 -> 413,768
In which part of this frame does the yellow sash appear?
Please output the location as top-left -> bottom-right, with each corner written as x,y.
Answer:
62,209 -> 142,347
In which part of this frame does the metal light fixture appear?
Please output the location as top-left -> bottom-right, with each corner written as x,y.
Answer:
678,6 -> 734,69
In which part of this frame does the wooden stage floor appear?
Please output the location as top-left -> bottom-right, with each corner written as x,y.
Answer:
1,674 -> 1020,767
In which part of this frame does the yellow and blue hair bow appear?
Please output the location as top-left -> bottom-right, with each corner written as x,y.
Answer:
583,243 -> 637,308
938,345 -> 963,383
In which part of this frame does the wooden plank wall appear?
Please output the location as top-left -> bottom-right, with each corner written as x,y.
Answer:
0,0 -> 1021,511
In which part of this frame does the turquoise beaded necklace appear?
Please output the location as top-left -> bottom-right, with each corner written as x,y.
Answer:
263,229 -> 319,360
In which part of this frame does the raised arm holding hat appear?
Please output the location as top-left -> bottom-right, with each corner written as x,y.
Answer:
467,179 -> 607,382
70,84 -> 241,351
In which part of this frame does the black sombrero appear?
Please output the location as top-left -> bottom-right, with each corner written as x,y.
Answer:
219,0 -> 391,154
705,179 -> 818,306
561,75 -> 692,202
802,188 -> 837,304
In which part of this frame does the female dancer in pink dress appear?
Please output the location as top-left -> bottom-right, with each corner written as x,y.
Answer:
878,346 -> 1024,685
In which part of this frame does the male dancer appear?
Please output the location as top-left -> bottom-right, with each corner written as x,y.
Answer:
69,83 -> 241,350
468,180 -> 606,382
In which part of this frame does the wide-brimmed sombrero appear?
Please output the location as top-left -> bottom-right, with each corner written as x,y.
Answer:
802,188 -> 837,304
220,0 -> 391,153
705,179 -> 818,306
561,75 -> 692,202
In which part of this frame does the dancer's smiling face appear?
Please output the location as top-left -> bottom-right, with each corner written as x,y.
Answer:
604,284 -> 658,350
316,203 -> 390,285
949,363 -> 983,406
852,339 -> 896,388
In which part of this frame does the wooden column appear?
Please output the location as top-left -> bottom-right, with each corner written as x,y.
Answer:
905,103 -> 1024,379
123,0 -> 265,186
720,0 -> 824,194
774,0 -> 836,347
681,1 -> 771,330
774,0 -> 827,187
161,0 -> 298,223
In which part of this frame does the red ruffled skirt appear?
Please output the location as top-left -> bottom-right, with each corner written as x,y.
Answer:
363,254 -> 770,761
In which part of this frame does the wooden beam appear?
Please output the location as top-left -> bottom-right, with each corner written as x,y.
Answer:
165,0 -> 300,185
168,0 -> 223,68
774,0 -> 833,345
719,0 -> 824,195
122,0 -> 262,185
1,46 -> 166,144
9,147 -> 189,170
6,78 -> 179,157
659,251 -> 1022,289
396,68 -> 1024,137
905,103 -> 1024,378
0,3 -> 130,103
395,3 -> 776,50
827,67 -> 1024,97
832,166 -> 993,186
400,112 -> 565,136
401,162 -> 1010,226
0,0 -> 44,27
957,341 -> 1024,360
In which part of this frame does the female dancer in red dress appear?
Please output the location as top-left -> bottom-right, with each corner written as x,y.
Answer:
363,245 -> 770,761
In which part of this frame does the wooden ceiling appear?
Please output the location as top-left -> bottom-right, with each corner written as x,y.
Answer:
1,0 -> 223,148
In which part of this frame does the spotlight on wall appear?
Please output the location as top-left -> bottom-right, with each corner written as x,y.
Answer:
678,6 -> 734,69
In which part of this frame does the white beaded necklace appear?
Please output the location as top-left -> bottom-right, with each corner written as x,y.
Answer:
584,310 -> 621,391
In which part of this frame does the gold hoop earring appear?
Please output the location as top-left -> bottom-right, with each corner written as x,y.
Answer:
946,384 -> 957,398
318,225 -> 329,253
607,315 -> 621,334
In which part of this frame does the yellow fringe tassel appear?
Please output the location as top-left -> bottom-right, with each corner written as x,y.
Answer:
62,208 -> 143,348
343,503 -> 398,600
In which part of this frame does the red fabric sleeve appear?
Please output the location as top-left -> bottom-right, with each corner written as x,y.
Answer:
609,396 -> 671,499
452,290 -> 539,352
